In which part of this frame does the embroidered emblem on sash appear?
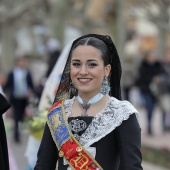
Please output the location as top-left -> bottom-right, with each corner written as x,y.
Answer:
70,153 -> 88,169
48,101 -> 70,148
47,101 -> 103,170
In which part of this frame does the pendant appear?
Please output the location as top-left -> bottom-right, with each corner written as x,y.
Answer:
81,102 -> 90,111
81,103 -> 90,116
81,110 -> 88,116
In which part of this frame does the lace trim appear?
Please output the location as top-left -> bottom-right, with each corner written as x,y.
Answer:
64,96 -> 139,147
64,97 -> 75,117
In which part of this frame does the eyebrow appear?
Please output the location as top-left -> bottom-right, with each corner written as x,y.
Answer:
71,59 -> 98,62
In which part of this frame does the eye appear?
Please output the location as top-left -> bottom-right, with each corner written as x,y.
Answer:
88,63 -> 98,67
72,62 -> 81,67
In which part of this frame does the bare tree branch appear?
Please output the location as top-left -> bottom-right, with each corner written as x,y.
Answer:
0,0 -> 38,23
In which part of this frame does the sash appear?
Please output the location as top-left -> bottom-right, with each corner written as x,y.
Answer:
47,101 -> 103,170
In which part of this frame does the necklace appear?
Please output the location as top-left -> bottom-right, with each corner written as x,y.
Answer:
76,93 -> 104,116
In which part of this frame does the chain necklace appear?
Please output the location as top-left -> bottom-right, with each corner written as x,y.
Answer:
76,93 -> 104,116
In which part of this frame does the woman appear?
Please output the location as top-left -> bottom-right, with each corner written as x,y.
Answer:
0,93 -> 11,170
34,34 -> 142,170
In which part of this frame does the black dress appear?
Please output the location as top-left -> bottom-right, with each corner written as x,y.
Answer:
35,115 -> 142,170
34,97 -> 143,170
0,93 -> 11,170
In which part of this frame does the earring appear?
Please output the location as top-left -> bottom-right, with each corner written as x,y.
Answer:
101,76 -> 110,95
70,82 -> 77,95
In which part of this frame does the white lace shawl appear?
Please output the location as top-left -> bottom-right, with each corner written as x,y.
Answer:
63,96 -> 140,168
64,96 -> 140,148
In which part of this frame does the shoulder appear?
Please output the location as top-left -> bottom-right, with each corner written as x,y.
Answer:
48,98 -> 74,112
64,98 -> 75,116
107,98 -> 141,135
64,97 -> 75,105
8,71 -> 13,77
140,60 -> 147,67
110,97 -> 138,110
155,61 -> 162,68
48,100 -> 63,113
108,97 -> 140,121
26,70 -> 32,76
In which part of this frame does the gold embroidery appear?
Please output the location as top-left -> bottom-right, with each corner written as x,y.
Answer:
66,148 -> 74,155
51,114 -> 61,129
76,147 -> 82,152
82,166 -> 91,170
70,154 -> 88,169
59,150 -> 64,157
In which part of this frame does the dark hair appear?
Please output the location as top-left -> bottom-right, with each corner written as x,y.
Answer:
70,37 -> 111,66
54,34 -> 122,102
69,34 -> 122,100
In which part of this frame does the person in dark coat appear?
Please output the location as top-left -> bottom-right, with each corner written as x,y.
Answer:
137,49 -> 163,135
0,93 -> 11,170
4,56 -> 34,142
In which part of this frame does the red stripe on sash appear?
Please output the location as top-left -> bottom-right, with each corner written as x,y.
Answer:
49,101 -> 62,112
60,137 -> 101,170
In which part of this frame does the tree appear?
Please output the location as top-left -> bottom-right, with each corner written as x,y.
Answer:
0,0 -> 43,72
133,0 -> 170,58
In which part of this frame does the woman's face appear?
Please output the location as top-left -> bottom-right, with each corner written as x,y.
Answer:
70,45 -> 111,97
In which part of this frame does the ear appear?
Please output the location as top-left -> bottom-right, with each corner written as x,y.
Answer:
104,64 -> 111,77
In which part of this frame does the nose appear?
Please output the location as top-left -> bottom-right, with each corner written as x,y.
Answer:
79,65 -> 88,75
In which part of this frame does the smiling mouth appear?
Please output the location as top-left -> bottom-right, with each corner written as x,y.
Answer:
78,78 -> 92,83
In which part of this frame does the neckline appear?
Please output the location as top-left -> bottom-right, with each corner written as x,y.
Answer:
76,93 -> 104,105
67,96 -> 111,118
76,93 -> 104,116
68,116 -> 94,119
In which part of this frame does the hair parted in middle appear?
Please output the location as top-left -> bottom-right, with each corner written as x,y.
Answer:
54,34 -> 122,103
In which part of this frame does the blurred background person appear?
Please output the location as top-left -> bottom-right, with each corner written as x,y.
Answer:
4,56 -> 34,143
157,48 -> 170,132
0,93 -> 11,170
136,49 -> 163,135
